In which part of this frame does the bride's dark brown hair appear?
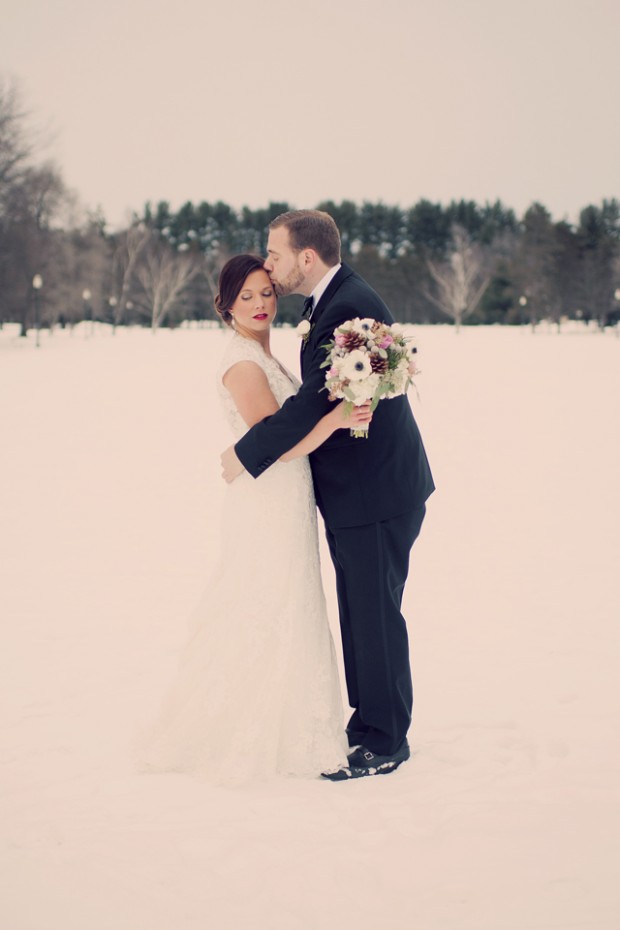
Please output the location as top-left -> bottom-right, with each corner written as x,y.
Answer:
214,254 -> 267,327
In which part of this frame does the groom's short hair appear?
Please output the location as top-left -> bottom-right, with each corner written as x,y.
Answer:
270,210 -> 341,266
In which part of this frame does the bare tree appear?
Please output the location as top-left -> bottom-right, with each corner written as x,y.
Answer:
424,225 -> 490,332
0,78 -> 70,334
203,249 -> 222,307
0,77 -> 31,199
110,224 -> 151,329
47,218 -> 112,331
0,77 -> 30,326
134,234 -> 202,331
3,163 -> 66,335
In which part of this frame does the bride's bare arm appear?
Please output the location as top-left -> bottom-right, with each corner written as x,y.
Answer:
222,361 -> 280,427
221,361 -> 371,480
280,402 -> 372,461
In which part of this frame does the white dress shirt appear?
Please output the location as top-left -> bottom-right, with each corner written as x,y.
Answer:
308,264 -> 342,317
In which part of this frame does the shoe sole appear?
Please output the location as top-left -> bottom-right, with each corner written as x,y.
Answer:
321,757 -> 407,781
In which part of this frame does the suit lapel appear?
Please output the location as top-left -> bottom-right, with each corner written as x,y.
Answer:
311,263 -> 354,325
300,264 -> 355,379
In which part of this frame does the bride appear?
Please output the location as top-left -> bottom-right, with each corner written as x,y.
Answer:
140,254 -> 372,783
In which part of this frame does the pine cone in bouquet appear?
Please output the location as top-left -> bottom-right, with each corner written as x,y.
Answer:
369,352 -> 389,375
341,331 -> 367,351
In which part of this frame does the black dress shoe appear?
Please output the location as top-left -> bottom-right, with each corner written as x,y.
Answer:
321,741 -> 410,782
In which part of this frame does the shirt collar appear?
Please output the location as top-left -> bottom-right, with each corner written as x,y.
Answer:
309,263 -> 341,310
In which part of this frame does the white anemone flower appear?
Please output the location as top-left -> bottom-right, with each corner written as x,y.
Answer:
351,317 -> 376,336
341,349 -> 372,381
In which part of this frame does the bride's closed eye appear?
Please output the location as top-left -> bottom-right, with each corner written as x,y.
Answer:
240,290 -> 273,300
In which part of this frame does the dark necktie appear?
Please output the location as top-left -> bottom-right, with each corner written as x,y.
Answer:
302,297 -> 314,320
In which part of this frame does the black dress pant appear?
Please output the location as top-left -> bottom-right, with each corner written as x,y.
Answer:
325,505 -> 426,756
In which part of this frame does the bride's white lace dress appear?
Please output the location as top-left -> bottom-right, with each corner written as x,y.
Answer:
140,332 -> 347,783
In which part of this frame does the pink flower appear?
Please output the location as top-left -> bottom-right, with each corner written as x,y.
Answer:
328,367 -> 340,378
335,333 -> 347,347
379,335 -> 394,348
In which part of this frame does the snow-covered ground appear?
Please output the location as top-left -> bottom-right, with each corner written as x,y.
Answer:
1,321 -> 618,930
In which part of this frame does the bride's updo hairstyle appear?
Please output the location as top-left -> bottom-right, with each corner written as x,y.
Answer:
215,254 -> 266,327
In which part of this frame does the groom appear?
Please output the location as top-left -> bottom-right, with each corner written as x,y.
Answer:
221,210 -> 434,780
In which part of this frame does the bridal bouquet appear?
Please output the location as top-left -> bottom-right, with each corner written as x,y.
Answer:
320,318 -> 419,438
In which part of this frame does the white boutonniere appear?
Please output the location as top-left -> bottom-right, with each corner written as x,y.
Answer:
296,319 -> 313,347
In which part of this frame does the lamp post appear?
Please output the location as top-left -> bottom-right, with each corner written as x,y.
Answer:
82,288 -> 92,337
32,274 -> 43,348
518,295 -> 527,328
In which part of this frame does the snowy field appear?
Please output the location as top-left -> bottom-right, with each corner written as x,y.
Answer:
1,321 -> 619,930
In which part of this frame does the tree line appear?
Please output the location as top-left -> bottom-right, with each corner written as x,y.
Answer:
2,77 -> 619,335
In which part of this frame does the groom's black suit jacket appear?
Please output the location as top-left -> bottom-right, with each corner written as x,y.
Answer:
234,263 -> 435,529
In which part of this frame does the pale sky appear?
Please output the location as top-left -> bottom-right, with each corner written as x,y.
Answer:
3,0 -> 619,229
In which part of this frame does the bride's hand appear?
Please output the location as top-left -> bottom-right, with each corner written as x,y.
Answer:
328,401 -> 373,431
221,445 -> 245,483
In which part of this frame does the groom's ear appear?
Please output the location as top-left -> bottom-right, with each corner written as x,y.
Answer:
301,248 -> 317,271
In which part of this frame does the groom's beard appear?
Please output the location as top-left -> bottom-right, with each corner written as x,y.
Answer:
272,266 -> 305,297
